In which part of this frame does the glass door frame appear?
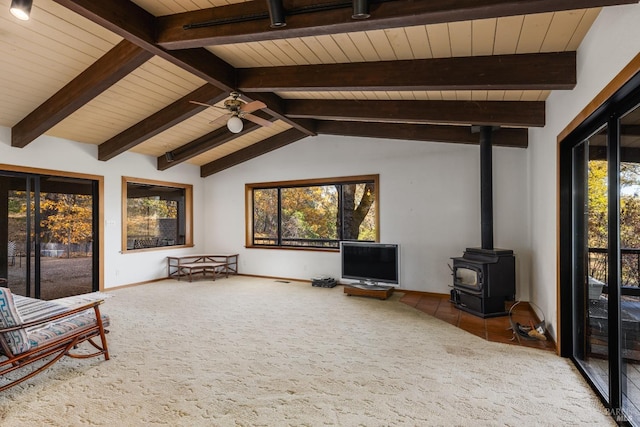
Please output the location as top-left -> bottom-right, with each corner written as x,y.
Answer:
1,171 -> 40,297
0,165 -> 104,297
559,70 -> 640,423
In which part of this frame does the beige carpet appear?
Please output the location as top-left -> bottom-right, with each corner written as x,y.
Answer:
0,276 -> 613,426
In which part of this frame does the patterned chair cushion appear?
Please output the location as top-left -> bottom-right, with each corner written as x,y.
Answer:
0,288 -> 30,354
1,292 -> 110,355
26,311 -> 110,349
16,293 -> 110,351
13,295 -> 70,323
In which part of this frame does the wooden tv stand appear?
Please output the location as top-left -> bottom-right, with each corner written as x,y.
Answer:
344,284 -> 394,300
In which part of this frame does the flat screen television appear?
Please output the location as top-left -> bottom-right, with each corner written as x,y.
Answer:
341,242 -> 399,286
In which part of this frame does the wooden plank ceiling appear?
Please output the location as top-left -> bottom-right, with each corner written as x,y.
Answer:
1,0 -> 637,176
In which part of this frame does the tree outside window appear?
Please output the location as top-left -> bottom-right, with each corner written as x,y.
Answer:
248,175 -> 379,249
122,178 -> 193,251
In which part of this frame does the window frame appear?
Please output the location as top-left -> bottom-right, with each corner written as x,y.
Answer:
121,177 -> 193,253
245,174 -> 380,251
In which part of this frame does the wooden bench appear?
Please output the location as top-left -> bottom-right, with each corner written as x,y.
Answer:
178,262 -> 228,282
167,254 -> 239,282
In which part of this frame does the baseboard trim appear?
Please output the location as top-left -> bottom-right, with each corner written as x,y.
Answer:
103,277 -> 167,292
397,289 -> 449,298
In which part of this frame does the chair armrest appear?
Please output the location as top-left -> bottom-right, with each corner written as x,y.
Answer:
0,300 -> 104,334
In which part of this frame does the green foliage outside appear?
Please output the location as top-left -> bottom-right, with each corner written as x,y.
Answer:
41,194 -> 93,257
9,191 -> 93,258
8,197 -> 22,215
127,197 -> 177,239
281,186 -> 338,241
588,160 -> 640,285
253,188 -> 278,242
588,161 -> 608,250
253,182 -> 376,246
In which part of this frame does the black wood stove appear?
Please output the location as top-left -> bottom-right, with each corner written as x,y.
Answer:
450,126 -> 516,317
451,248 -> 515,317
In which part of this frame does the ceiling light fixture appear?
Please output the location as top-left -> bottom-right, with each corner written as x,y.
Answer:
227,116 -> 244,133
266,0 -> 286,28
10,0 -> 32,20
352,0 -> 370,19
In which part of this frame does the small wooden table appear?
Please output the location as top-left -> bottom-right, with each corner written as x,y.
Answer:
344,284 -> 394,300
167,254 -> 239,282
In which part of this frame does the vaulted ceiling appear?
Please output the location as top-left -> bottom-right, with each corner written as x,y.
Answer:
1,0 -> 637,177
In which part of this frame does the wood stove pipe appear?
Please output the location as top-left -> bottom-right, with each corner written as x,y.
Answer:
479,125 -> 494,250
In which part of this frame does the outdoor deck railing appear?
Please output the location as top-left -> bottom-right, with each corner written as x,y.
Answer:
588,247 -> 640,288
253,238 -> 375,248
253,238 -> 340,248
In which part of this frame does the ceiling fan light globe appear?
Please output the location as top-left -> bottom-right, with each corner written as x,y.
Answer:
227,116 -> 243,133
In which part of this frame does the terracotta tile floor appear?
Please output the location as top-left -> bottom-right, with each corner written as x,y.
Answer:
399,291 -> 556,352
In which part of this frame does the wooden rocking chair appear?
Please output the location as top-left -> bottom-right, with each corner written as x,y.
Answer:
0,288 -> 110,392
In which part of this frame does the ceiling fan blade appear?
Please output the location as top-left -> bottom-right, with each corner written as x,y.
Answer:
189,100 -> 215,108
190,100 -> 227,111
209,113 -> 232,126
243,113 -> 273,128
240,100 -> 267,114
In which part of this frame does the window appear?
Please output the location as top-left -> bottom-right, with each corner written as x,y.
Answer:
247,175 -> 379,249
122,177 -> 192,251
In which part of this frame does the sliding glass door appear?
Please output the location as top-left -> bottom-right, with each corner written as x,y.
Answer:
572,126 -> 611,400
0,173 -> 34,297
0,171 -> 98,300
619,103 -> 640,422
561,76 -> 640,424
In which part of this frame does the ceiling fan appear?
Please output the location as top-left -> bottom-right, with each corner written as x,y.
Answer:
190,92 -> 272,134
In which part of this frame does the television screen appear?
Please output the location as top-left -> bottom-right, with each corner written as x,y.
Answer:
341,242 -> 399,285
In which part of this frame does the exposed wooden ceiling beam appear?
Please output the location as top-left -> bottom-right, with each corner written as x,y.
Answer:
158,123 -> 258,170
590,145 -> 640,162
52,0 -> 235,91
239,52 -> 575,92
622,125 -> 640,136
98,84 -> 227,161
243,92 -> 316,136
11,40 -> 152,148
200,129 -> 308,177
156,0 -> 638,49
574,124 -> 640,151
157,112 -> 277,170
316,121 -> 528,148
286,100 -> 545,128
52,0 -> 316,140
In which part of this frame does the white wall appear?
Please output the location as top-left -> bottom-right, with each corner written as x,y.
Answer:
0,127 -> 205,288
204,134 -> 530,295
529,4 -> 640,339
